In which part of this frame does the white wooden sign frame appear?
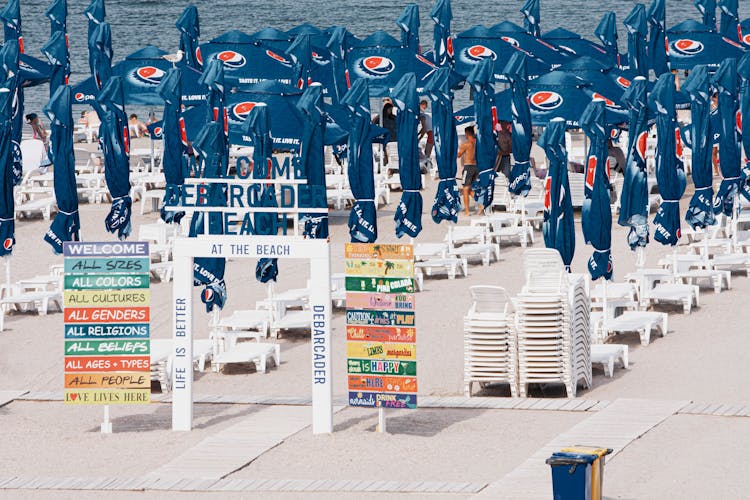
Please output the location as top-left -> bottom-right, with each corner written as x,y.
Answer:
171,234 -> 333,434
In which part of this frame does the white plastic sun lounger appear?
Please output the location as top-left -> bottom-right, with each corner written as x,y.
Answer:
415,257 -> 468,280
270,309 -> 311,338
150,339 -> 213,391
597,311 -> 669,346
590,344 -> 628,377
212,309 -> 270,349
449,243 -> 500,266
646,284 -> 699,314
212,342 -> 280,373
15,197 -> 57,221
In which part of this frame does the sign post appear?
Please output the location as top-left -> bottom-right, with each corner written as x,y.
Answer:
63,242 -> 152,433
344,243 -> 417,433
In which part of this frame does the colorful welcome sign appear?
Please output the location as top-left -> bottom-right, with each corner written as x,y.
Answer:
63,242 -> 151,405
345,243 -> 417,409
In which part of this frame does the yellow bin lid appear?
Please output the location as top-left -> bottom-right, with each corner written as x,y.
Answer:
560,446 -> 612,458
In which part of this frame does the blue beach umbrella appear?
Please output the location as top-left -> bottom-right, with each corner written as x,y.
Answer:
89,21 -> 112,90
396,3 -> 420,53
520,0 -> 540,38
667,20 -> 745,71
41,31 -> 68,97
683,66 -> 715,229
0,0 -> 22,51
430,0 -> 453,67
424,67 -> 460,223
624,4 -> 648,78
287,23 -> 329,48
557,56 -> 632,107
718,0 -> 739,41
0,0 -> 23,185
156,67 -> 186,225
84,0 -> 105,84
454,88 -> 510,123
490,21 -> 569,68
71,46 -> 205,106
538,118 -> 575,268
595,12 -> 620,67
0,39 -> 20,185
695,0 -> 717,31
737,52 -> 750,199
326,26 -> 350,104
0,69 -> 15,256
43,85 -> 79,254
189,121 -> 227,312
249,27 -> 291,51
391,72 -> 422,238
342,79 -> 377,242
543,27 -> 611,61
646,0 -> 669,76
286,34 -> 313,89
45,0 -> 69,93
45,0 -> 66,34
244,104 -> 279,283
712,57 -> 742,216
618,76 -> 650,249
649,72 -> 686,246
504,52 -> 532,197
199,57 -> 228,174
297,83 -> 329,239
92,76 -> 132,240
176,5 -> 200,69
580,99 -> 613,280
466,58 -> 497,209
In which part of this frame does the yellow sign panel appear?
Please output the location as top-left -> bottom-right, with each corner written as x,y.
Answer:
64,389 -> 151,405
64,372 -> 150,389
346,342 -> 417,360
64,290 -> 151,307
345,243 -> 414,260
344,259 -> 414,278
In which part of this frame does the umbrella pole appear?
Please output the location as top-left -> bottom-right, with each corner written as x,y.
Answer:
602,278 -> 608,335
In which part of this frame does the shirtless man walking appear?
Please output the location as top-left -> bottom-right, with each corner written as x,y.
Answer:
457,126 -> 480,215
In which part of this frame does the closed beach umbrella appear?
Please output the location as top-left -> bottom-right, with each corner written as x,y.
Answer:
737,53 -> 750,200
89,21 -> 112,89
199,58 -> 228,174
84,0 -> 104,84
712,57 -> 742,216
618,76 -> 650,249
396,3 -> 420,53
297,83 -> 328,239
683,65 -> 716,229
0,0 -> 22,186
666,20 -> 745,71
694,0 -> 717,30
646,0 -> 669,76
45,0 -> 69,94
430,0 -> 453,67
43,85 -> 79,254
286,33 -> 313,89
45,0 -> 66,34
156,67 -> 186,224
520,0 -> 540,38
244,104 -> 279,283
342,79 -> 377,242
41,31 -> 67,97
538,118 -> 575,269
391,72 -> 422,238
624,4 -> 648,78
649,72 -> 686,246
718,0 -> 739,41
189,121 -> 227,312
504,52 -> 532,197
595,12 -> 620,67
466,58 -> 497,210
0,39 -> 20,185
176,5 -> 200,69
543,27 -> 611,61
326,26 -> 350,104
0,67 -> 14,256
580,99 -> 613,280
92,76 -> 132,240
424,67 -> 460,223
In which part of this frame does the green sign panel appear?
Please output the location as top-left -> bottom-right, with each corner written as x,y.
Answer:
347,358 -> 417,376
64,274 -> 150,290
64,257 -> 150,274
64,339 -> 150,356
345,276 -> 415,294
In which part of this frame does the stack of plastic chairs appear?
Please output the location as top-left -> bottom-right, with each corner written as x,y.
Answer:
514,249 -> 592,398
463,286 -> 517,397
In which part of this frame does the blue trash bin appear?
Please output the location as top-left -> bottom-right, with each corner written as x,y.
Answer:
546,452 -> 598,500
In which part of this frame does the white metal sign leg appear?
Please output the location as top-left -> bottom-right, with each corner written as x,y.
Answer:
310,254 -> 333,434
172,255 -> 194,431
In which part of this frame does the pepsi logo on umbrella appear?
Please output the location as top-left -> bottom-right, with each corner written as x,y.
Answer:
152,126 -> 163,138
530,91 -> 563,111
592,92 -> 620,109
585,156 -> 597,190
202,287 -> 214,303
3,238 -> 13,251
358,56 -> 395,77
230,101 -> 257,122
464,45 -> 497,62
736,110 -> 742,134
195,47 -> 203,66
636,131 -> 648,161
266,50 -> 291,66
671,39 -> 704,56
217,50 -> 246,68
132,66 -> 166,85
615,76 -> 631,89
501,36 -> 520,48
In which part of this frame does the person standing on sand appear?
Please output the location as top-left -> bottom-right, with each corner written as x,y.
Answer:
418,99 -> 434,162
458,125 -> 480,215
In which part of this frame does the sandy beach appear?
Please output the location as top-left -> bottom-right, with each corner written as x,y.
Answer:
2,136 -> 750,499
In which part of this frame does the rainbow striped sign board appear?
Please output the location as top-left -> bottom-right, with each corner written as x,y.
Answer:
345,243 -> 416,409
63,242 -> 151,405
